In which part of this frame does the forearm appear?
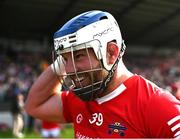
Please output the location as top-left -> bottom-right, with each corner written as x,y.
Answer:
25,66 -> 61,115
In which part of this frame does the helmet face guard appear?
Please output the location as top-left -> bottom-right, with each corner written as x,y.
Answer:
52,40 -> 106,101
52,39 -> 126,101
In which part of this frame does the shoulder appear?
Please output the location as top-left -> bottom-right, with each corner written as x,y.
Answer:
142,80 -> 180,137
125,74 -> 159,90
147,88 -> 179,114
146,90 -> 180,137
135,75 -> 164,98
136,75 -> 179,113
137,75 -> 159,90
125,75 -> 160,99
130,76 -> 180,137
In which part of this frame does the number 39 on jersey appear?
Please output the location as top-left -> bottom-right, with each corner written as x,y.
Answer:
89,113 -> 103,126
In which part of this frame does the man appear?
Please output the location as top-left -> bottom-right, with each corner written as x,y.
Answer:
11,89 -> 25,138
25,10 -> 180,138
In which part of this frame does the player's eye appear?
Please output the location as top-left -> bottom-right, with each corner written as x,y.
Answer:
74,53 -> 85,61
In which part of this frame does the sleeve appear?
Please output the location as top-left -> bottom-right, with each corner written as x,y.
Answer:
61,91 -> 73,123
145,89 -> 180,138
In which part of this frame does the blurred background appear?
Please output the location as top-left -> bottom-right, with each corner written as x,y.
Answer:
0,0 -> 180,138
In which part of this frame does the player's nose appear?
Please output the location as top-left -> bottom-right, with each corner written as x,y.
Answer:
65,58 -> 77,74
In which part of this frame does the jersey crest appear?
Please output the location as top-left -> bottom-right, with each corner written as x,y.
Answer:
108,122 -> 127,137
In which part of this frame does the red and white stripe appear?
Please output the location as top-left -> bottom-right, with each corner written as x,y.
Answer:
167,115 -> 180,138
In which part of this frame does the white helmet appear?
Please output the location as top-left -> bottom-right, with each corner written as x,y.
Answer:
53,10 -> 125,101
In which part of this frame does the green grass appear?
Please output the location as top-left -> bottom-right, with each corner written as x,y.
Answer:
0,126 -> 74,138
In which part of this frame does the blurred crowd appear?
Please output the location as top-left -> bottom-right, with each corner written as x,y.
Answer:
0,52 -> 48,102
0,51 -> 49,137
125,54 -> 180,99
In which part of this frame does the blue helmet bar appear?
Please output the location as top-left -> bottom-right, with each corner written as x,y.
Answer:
53,10 -> 108,38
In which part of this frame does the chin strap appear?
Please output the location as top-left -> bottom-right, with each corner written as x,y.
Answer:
96,40 -> 126,97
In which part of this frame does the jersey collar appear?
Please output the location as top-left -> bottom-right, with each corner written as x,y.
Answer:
96,83 -> 126,104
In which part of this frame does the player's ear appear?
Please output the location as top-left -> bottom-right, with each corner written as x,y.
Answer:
106,41 -> 120,64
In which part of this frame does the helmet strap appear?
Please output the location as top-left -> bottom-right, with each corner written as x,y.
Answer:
96,41 -> 126,97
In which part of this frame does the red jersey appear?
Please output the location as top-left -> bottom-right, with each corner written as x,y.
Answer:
61,75 -> 180,138
42,121 -> 60,129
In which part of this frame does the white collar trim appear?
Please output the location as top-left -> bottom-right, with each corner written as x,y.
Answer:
96,83 -> 126,104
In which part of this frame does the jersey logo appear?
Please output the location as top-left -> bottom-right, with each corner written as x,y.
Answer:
76,113 -> 83,124
108,122 -> 127,137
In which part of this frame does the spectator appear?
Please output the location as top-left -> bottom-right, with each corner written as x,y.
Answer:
10,87 -> 25,138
